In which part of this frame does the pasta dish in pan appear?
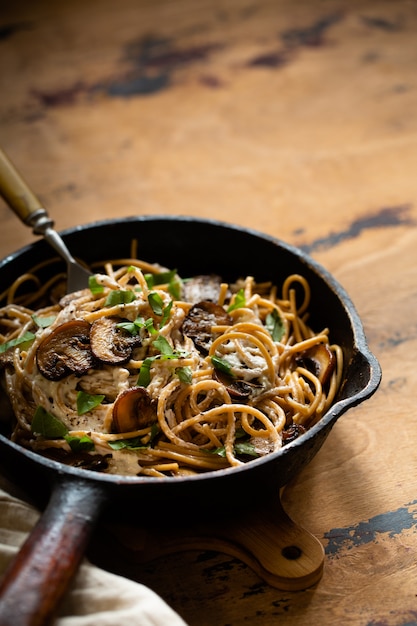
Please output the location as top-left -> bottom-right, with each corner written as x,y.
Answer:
0,255 -> 343,477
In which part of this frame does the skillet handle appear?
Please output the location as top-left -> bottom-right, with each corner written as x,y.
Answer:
0,476 -> 107,626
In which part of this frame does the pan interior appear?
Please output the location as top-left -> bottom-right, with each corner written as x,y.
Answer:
0,216 -> 380,504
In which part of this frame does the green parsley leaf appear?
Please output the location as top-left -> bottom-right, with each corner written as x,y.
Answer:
89,275 -> 104,295
149,422 -> 160,442
116,320 -> 141,336
32,314 -> 56,328
108,436 -> 147,450
64,434 -> 95,452
227,288 -> 246,312
145,269 -> 177,288
76,391 -> 105,415
105,290 -> 136,306
137,357 -> 154,387
136,339 -> 189,387
211,355 -> 233,376
265,309 -> 285,342
176,366 -> 192,384
160,300 -> 173,327
31,406 -> 68,438
145,318 -> 157,334
0,331 -> 36,354
210,446 -> 227,457
152,335 -> 173,356
208,441 -> 259,458
234,441 -> 259,457
168,277 -> 181,300
148,292 -> 164,316
235,427 -> 247,439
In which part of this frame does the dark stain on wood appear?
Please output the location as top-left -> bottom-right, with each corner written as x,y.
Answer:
324,500 -> 417,555
280,12 -> 343,49
103,35 -> 223,97
360,15 -> 403,32
31,82 -> 86,108
247,12 -> 343,68
299,205 -> 414,253
248,51 -> 289,68
123,36 -> 222,70
378,329 -> 416,350
30,35 -> 224,105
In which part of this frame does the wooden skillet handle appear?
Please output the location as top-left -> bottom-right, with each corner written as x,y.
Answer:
0,477 -> 107,626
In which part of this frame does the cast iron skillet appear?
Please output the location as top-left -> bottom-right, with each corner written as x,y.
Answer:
0,216 -> 381,625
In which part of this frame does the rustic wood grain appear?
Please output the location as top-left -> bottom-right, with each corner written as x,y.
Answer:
1,1 -> 417,624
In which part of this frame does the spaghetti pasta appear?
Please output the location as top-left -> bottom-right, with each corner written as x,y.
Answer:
0,257 -> 342,477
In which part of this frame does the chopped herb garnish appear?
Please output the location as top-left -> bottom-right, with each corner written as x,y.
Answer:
160,300 -> 173,327
32,314 -> 56,328
31,406 -> 68,438
65,434 -> 95,452
144,317 -> 157,334
211,355 -> 233,376
176,366 -> 192,384
234,441 -> 259,457
208,441 -> 259,458
76,391 -> 105,415
89,275 -> 104,295
227,288 -> 246,312
149,422 -> 160,442
105,290 -> 136,306
152,335 -> 173,356
137,357 -> 153,387
168,277 -> 182,300
265,309 -> 285,342
136,338 -> 189,387
108,436 -> 147,450
0,331 -> 36,354
148,292 -> 164,316
119,317 -> 157,335
147,291 -> 174,326
145,269 -> 177,288
116,319 -> 142,336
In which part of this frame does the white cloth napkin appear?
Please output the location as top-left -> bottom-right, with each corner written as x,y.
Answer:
0,476 -> 188,626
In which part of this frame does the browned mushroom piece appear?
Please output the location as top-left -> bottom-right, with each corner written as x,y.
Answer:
296,343 -> 336,385
213,368 -> 262,401
41,448 -> 111,472
181,274 -> 225,304
90,317 -> 142,365
182,300 -> 232,354
112,386 -> 157,433
36,320 -> 95,381
282,422 -> 306,445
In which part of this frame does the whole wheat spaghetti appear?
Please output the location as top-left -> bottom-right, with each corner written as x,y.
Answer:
0,256 -> 343,477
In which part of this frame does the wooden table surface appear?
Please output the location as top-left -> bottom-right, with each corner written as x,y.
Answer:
1,1 -> 416,624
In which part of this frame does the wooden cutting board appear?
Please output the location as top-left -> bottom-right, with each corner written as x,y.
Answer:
92,490 -> 324,592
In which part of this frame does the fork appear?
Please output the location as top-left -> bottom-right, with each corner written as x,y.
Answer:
0,148 -> 91,293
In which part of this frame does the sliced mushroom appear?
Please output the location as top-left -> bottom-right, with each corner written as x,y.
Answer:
0,349 -> 14,369
90,317 -> 142,365
282,423 -> 306,445
213,369 -> 262,401
41,448 -> 111,472
296,343 -> 336,385
112,386 -> 157,433
36,320 -> 95,381
182,300 -> 232,354
182,274 -> 225,304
